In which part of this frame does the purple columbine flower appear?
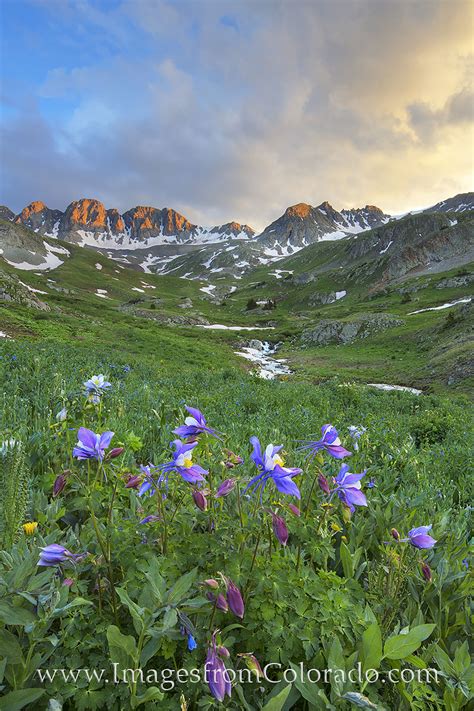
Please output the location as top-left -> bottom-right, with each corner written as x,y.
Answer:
331,464 -> 368,512
38,544 -> 79,567
173,406 -> 220,439
225,578 -> 245,619
347,425 -> 366,451
83,374 -> 111,403
205,634 -> 232,703
155,439 -> 208,486
192,489 -> 208,511
270,511 -> 289,546
215,478 -> 236,498
207,592 -> 229,612
245,437 -> 302,499
298,424 -> 352,460
73,428 -> 114,461
138,464 -> 156,496
404,525 -> 437,549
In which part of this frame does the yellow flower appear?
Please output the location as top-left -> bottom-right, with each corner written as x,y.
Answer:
22,521 -> 38,536
330,522 -> 342,532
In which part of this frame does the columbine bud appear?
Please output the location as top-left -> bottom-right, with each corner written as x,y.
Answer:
288,503 -> 300,517
192,489 -> 208,511
53,471 -> 69,497
215,479 -> 236,498
318,474 -> 330,495
271,512 -> 289,546
224,449 -> 243,467
217,646 -> 230,658
125,474 -> 142,489
238,653 -> 263,680
391,528 -> 400,541
63,577 -> 74,587
107,447 -> 124,460
421,562 -> 432,582
203,578 -> 219,589
207,592 -> 229,612
226,579 -> 245,619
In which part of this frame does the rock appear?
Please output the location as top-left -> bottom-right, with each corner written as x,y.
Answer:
0,269 -> 51,311
301,313 -> 404,345
248,339 -> 265,350
435,275 -> 474,289
178,297 -> 193,309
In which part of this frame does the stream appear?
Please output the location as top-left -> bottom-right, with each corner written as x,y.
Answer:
234,340 -> 292,380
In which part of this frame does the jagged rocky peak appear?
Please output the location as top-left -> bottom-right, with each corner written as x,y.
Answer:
428,192 -> 474,213
284,203 -> 313,219
14,200 -> 63,234
63,198 -> 108,229
0,206 -> 15,221
121,206 -> 195,240
209,221 -> 255,238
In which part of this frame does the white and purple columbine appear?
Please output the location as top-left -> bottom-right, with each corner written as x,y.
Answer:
173,406 -> 220,439
73,428 -> 114,461
83,374 -> 111,403
205,632 -> 232,702
149,440 -> 209,490
246,437 -> 302,499
298,424 -> 352,460
331,464 -> 368,512
348,425 -> 366,451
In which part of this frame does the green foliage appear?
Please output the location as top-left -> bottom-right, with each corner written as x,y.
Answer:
0,341 -> 472,709
0,440 -> 30,547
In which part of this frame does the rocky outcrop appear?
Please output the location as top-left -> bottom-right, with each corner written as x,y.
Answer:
427,192 -> 474,214
301,313 -> 404,345
0,269 -> 50,310
14,201 -> 63,236
0,206 -> 14,221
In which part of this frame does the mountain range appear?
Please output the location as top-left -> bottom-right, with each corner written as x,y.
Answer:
2,192 -> 473,278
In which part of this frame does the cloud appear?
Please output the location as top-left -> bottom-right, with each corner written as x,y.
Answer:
1,0 -> 473,229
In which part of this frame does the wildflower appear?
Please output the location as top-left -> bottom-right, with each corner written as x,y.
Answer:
318,473 -> 331,495
288,503 -> 300,517
462,558 -> 469,570
192,489 -> 208,511
37,544 -> 78,567
225,578 -> 245,619
215,478 -> 236,498
83,374 -> 111,403
173,406 -> 220,439
246,437 -> 302,499
348,425 -> 366,451
331,464 -> 368,512
298,424 -> 352,460
107,447 -> 124,460
155,440 -> 208,486
139,514 -> 160,524
405,525 -> 437,549
270,511 -> 289,546
205,632 -> 232,702
22,521 -> 38,536
203,578 -> 219,589
53,471 -> 69,496
138,464 -> 156,496
391,528 -> 400,541
56,407 -> 68,422
63,578 -> 74,587
73,428 -> 114,461
187,634 -> 197,651
218,645 -> 230,658
367,477 -> 376,488
421,562 -> 432,582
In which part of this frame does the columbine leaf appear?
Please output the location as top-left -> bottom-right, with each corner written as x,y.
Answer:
261,684 -> 292,711
360,621 -> 382,672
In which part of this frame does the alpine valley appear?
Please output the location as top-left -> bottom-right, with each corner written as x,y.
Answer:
1,191 -> 473,395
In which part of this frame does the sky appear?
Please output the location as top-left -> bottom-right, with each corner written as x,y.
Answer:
0,0 -> 473,231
